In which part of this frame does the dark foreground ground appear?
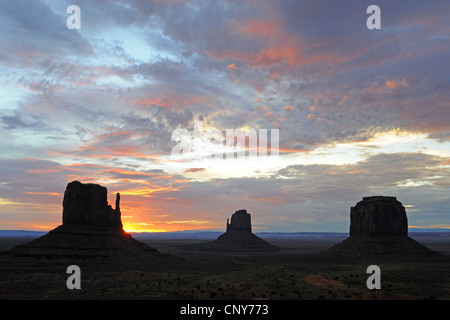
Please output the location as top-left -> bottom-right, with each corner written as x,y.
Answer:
0,235 -> 449,300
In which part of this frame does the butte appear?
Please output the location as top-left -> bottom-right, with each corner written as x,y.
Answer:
325,196 -> 436,256
1,181 -> 177,270
187,209 -> 278,252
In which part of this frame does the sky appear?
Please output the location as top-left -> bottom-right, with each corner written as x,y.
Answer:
0,0 -> 449,233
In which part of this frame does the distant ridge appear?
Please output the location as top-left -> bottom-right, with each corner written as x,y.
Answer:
0,230 -> 47,237
131,231 -> 350,240
1,229 -> 449,239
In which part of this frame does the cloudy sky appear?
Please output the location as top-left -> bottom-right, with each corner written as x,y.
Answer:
0,0 -> 449,232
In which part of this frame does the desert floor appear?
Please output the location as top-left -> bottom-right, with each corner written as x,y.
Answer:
0,235 -> 449,300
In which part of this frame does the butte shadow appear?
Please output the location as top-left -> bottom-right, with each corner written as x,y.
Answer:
181,209 -> 279,252
1,181 -> 180,271
322,196 -> 437,258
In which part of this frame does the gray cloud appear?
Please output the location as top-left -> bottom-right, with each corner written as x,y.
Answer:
1,110 -> 46,130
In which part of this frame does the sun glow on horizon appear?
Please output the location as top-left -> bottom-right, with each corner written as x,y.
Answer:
122,223 -> 218,233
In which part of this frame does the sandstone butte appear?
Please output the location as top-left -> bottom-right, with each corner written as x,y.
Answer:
3,181 -> 177,270
326,196 -> 436,256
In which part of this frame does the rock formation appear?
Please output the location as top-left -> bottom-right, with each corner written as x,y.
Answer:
2,181 -> 177,270
226,209 -> 252,232
186,209 -> 278,252
326,196 -> 435,256
350,196 -> 408,236
62,181 -> 122,228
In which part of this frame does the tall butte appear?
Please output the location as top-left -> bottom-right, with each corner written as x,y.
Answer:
4,181 -> 175,268
326,196 -> 435,256
62,181 -> 123,228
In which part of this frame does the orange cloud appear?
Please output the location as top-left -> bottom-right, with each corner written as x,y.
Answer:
345,169 -> 367,175
386,78 -> 408,90
283,105 -> 294,111
256,197 -> 284,203
277,147 -> 308,154
212,8 -> 306,68
68,143 -> 161,162
254,44 -> 302,67
227,63 -> 237,70
135,95 -> 211,110
24,192 -> 61,196
98,130 -> 133,139
119,186 -> 177,197
102,168 -> 173,180
136,97 -> 171,108
236,19 -> 279,37
183,168 -> 206,173
27,168 -> 61,174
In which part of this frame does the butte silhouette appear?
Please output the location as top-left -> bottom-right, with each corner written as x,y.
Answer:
187,209 -> 278,252
3,181 -> 176,269
325,196 -> 436,256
